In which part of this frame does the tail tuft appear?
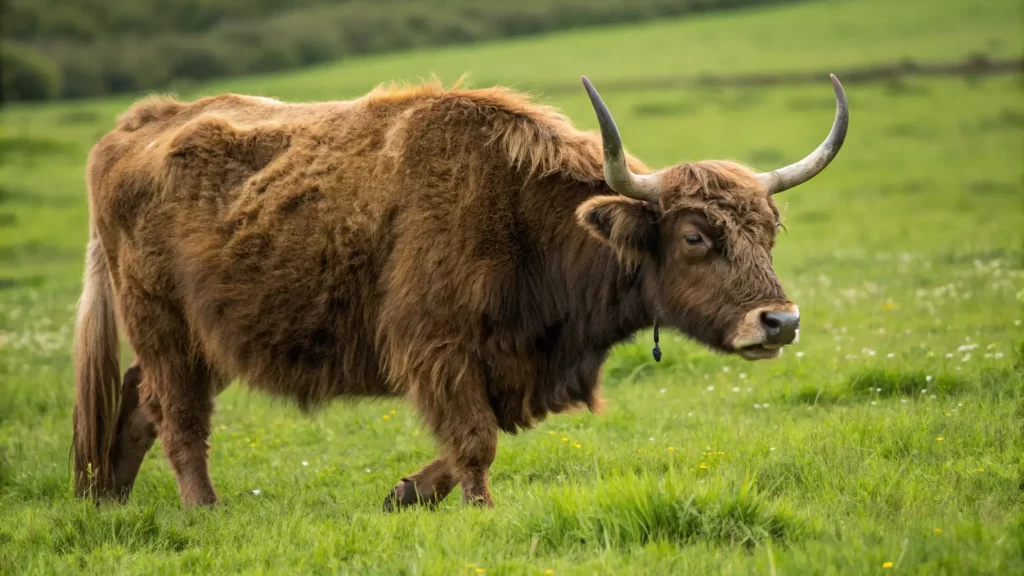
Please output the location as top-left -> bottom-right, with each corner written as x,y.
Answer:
72,227 -> 121,500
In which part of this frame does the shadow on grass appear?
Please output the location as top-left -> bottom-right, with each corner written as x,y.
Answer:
518,474 -> 803,552
50,506 -> 194,556
847,368 -> 967,396
0,136 -> 77,166
787,365 -> 1022,407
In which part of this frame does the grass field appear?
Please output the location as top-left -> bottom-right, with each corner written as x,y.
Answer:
1,0 -> 1023,573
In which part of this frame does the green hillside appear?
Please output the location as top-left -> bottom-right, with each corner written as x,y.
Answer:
2,0 -> 800,101
0,0 -> 1022,573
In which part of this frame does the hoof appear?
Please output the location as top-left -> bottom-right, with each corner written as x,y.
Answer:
462,493 -> 494,508
382,479 -> 421,512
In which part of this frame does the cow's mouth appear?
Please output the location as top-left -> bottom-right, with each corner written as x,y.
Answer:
736,343 -> 783,361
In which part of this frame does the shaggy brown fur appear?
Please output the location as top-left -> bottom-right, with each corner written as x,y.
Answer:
74,80 -> 793,507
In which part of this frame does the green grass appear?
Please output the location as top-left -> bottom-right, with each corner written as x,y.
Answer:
1,0 -> 1023,573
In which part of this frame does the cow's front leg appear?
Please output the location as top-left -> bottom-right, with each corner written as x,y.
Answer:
382,457 -> 456,511
406,354 -> 499,508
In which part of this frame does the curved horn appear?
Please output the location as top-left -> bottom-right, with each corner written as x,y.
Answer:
757,74 -> 849,195
581,76 -> 661,203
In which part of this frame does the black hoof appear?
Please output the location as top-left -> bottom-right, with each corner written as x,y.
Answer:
382,479 -> 420,512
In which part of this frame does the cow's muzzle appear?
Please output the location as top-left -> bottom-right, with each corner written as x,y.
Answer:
729,303 -> 800,360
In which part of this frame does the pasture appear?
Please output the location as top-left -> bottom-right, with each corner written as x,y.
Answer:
1,0 -> 1022,573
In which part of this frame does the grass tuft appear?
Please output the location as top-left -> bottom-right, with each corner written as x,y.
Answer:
49,506 -> 194,556
846,368 -> 966,397
519,473 -> 804,552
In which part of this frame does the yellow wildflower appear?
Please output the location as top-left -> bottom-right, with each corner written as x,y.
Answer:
382,414 -> 390,420
936,436 -> 944,442
545,571 -> 554,575
934,528 -> 943,534
561,437 -> 568,442
883,561 -> 894,568
667,447 -> 675,452
573,443 -> 581,449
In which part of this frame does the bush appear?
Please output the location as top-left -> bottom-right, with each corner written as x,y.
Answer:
0,41 -> 62,102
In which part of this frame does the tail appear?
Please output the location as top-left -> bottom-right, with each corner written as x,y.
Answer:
72,224 -> 121,499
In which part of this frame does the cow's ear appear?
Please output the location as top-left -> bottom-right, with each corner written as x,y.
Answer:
576,196 -> 658,263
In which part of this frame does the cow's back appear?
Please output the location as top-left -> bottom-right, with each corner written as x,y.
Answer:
87,93 -> 403,405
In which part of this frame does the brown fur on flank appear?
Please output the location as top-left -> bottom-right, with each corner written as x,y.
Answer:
74,79 -> 794,508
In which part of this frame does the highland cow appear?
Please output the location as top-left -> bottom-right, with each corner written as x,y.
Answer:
73,74 -> 847,509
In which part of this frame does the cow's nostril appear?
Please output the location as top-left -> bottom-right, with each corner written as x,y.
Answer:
761,312 -> 782,334
760,310 -> 799,344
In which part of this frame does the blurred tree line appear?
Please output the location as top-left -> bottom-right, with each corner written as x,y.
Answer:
1,0 -> 798,102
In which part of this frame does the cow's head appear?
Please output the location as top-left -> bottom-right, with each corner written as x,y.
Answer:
576,75 -> 848,360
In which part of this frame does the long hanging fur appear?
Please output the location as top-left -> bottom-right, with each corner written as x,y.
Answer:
72,224 -> 121,499
78,77 -> 792,506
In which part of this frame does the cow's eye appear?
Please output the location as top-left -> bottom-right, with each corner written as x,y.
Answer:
684,234 -> 703,246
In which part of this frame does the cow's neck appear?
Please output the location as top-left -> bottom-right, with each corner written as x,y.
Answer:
558,224 -> 655,353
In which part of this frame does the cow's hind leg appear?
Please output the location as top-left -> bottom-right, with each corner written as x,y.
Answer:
141,355 -> 217,507
110,362 -> 157,501
120,290 -> 218,507
382,457 -> 456,511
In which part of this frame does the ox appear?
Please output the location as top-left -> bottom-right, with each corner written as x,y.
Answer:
73,74 -> 847,508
